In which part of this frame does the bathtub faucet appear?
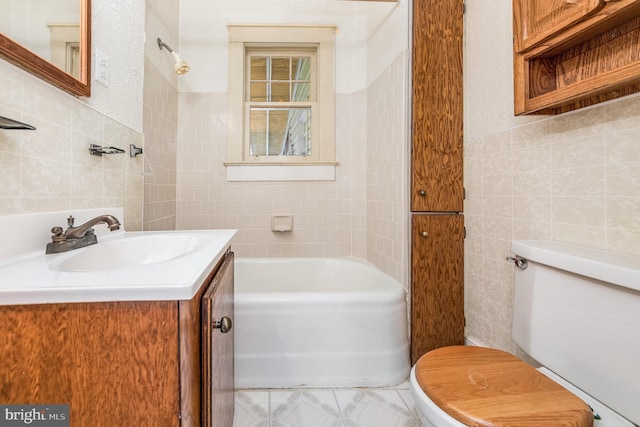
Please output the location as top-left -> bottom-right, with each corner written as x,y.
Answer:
45,214 -> 121,254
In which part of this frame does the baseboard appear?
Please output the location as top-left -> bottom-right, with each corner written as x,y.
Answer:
464,336 -> 485,347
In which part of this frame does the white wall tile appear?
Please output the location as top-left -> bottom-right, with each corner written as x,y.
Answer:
0,60 -> 144,230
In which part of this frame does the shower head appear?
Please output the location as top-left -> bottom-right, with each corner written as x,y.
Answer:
157,38 -> 190,75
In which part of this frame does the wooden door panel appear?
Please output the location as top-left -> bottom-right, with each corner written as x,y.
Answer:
514,0 -> 605,53
0,301 -> 180,427
202,252 -> 235,427
411,0 -> 464,213
411,214 -> 464,364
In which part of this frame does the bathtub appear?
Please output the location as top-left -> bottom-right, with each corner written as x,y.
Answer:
234,257 -> 410,388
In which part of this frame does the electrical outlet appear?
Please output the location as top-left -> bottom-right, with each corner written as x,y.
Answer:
94,49 -> 109,87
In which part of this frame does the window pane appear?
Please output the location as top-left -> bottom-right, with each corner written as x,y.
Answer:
291,83 -> 310,102
267,110 -> 290,155
251,57 -> 267,80
281,107 -> 311,156
250,82 -> 267,102
271,57 -> 290,80
249,109 -> 267,156
249,107 -> 311,156
271,82 -> 290,102
292,57 -> 310,80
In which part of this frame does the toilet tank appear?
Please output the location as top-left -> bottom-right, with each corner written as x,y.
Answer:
511,240 -> 640,426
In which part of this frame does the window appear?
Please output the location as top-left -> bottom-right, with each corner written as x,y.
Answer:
226,25 -> 336,181
247,49 -> 314,157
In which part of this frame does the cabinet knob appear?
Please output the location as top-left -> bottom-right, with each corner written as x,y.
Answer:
421,231 -> 429,238
418,190 -> 427,197
215,316 -> 233,333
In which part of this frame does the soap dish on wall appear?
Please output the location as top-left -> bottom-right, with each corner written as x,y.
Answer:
271,215 -> 293,232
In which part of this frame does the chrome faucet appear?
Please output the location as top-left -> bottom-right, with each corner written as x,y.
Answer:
46,215 -> 121,254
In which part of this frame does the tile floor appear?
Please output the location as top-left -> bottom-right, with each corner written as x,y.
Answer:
233,380 -> 425,427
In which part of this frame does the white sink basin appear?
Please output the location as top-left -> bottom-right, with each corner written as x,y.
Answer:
55,234 -> 206,271
0,209 -> 237,305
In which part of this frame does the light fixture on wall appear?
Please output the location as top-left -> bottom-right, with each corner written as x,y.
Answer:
157,38 -> 190,75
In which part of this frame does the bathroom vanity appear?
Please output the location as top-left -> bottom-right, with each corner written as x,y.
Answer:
0,211 -> 236,427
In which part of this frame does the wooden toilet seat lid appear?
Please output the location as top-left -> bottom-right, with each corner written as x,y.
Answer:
414,346 -> 594,427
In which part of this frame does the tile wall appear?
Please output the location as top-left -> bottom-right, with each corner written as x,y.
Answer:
0,61 -> 144,229
174,51 -> 409,285
175,91 -> 368,259
366,52 -> 409,285
464,94 -> 640,352
142,59 -> 179,230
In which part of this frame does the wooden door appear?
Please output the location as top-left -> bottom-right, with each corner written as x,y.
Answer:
411,215 -> 464,364
202,252 -> 235,427
513,0 -> 605,53
411,0 -> 464,213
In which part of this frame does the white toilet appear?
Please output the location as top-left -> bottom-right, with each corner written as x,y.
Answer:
410,240 -> 640,427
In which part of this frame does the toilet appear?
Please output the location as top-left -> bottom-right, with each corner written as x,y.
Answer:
410,240 -> 640,427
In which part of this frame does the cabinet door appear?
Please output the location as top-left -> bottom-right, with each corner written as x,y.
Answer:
514,0 -> 605,53
202,252 -> 235,427
411,214 -> 464,364
0,301 -> 180,427
412,0 -> 464,213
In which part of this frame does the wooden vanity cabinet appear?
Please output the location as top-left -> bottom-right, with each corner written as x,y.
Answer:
0,250 -> 234,427
514,0 -> 640,115
202,251 -> 235,427
411,0 -> 465,364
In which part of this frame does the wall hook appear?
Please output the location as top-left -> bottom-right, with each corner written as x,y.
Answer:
130,144 -> 143,157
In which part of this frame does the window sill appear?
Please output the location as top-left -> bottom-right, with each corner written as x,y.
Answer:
225,164 -> 336,182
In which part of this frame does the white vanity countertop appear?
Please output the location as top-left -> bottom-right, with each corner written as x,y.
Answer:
0,229 -> 237,306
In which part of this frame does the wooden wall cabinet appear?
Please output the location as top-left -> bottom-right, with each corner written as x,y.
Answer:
0,251 -> 234,427
514,0 -> 640,115
411,0 -> 463,214
514,0 -> 605,54
411,0 -> 465,364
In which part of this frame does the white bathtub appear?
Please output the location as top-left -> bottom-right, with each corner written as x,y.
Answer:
234,257 -> 410,388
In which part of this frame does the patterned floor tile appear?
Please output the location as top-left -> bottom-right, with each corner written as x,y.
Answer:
233,386 -> 425,427
334,390 -> 419,427
234,391 -> 270,427
396,389 -> 424,426
270,390 -> 343,427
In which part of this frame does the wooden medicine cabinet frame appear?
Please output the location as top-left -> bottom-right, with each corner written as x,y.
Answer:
0,0 -> 91,97
514,0 -> 640,115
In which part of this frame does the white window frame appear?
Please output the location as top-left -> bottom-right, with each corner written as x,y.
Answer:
244,47 -> 317,159
226,25 -> 337,181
